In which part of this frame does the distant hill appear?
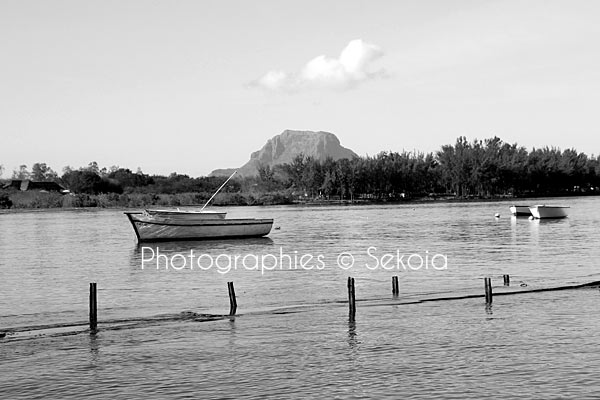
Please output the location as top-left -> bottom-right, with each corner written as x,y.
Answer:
210,130 -> 358,177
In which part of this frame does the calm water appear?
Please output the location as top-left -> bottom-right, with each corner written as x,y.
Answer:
1,197 -> 599,398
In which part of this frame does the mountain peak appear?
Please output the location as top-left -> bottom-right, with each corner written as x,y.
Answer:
210,130 -> 358,177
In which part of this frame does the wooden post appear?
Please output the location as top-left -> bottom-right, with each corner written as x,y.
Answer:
484,277 -> 492,304
347,277 -> 356,320
503,274 -> 510,286
392,276 -> 399,296
228,282 -> 237,316
89,282 -> 97,333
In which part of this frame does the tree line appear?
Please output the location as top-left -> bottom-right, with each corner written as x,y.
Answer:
3,162 -> 240,195
268,136 -> 600,199
1,136 -> 599,209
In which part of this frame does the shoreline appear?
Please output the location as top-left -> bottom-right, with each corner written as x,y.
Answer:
1,192 -> 596,214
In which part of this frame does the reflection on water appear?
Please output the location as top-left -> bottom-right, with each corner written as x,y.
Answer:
88,334 -> 100,362
347,320 -> 359,350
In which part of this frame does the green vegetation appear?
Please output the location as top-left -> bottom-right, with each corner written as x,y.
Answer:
0,192 -> 12,209
275,136 -> 600,200
1,136 -> 599,209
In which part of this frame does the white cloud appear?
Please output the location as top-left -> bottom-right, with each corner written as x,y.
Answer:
256,70 -> 290,91
252,39 -> 385,92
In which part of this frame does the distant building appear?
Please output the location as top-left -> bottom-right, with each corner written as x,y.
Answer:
2,179 -> 67,193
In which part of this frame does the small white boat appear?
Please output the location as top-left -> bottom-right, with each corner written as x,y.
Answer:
125,211 -> 273,242
124,170 -> 273,241
509,205 -> 532,216
529,205 -> 569,219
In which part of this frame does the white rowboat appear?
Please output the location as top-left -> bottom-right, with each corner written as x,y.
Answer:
123,170 -> 274,241
125,211 -> 273,242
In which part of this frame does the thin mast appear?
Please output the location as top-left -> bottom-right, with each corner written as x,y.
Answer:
200,170 -> 237,211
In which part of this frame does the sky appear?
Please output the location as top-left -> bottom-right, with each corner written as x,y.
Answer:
1,0 -> 600,177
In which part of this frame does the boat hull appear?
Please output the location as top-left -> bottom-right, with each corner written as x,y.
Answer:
125,212 -> 273,241
509,205 -> 531,216
529,205 -> 569,219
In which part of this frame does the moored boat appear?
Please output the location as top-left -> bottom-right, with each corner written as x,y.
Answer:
125,211 -> 273,242
529,205 -> 569,219
124,170 -> 274,241
509,205 -> 532,216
